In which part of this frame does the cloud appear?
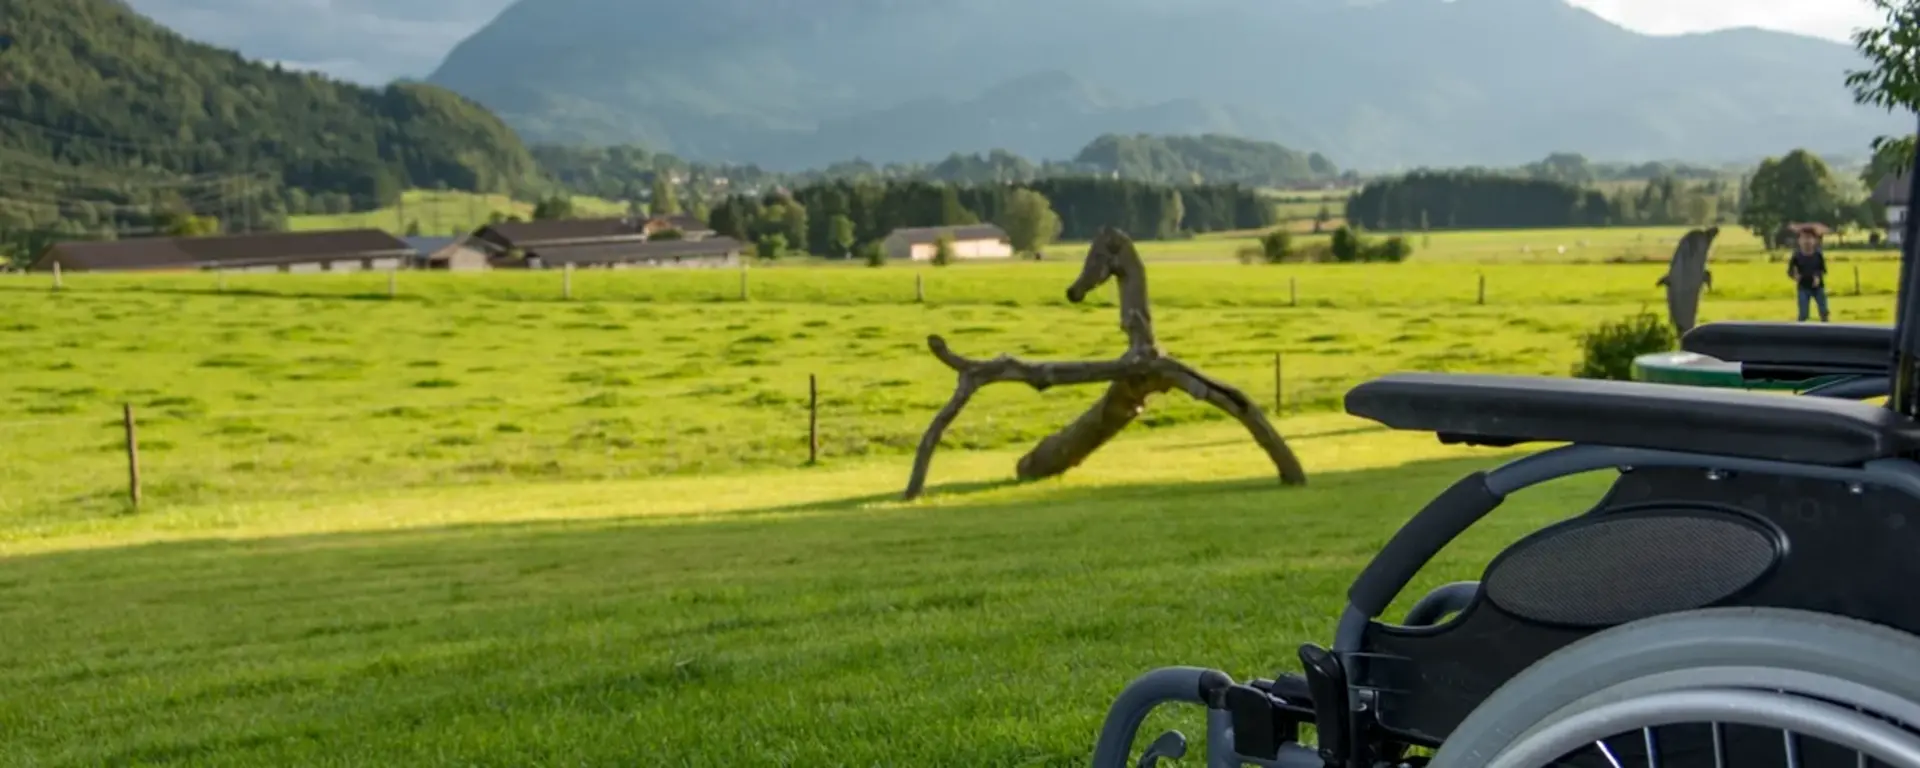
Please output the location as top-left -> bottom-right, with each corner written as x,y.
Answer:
1564,0 -> 1882,42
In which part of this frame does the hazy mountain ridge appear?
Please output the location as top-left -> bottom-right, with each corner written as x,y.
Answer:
424,0 -> 1905,170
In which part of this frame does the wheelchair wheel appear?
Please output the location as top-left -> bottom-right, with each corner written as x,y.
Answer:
1429,608 -> 1920,767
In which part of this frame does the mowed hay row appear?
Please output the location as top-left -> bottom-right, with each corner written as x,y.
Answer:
12,258 -> 1903,309
0,280 -> 1896,536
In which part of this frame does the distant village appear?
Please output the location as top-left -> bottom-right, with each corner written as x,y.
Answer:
25,213 -> 1018,273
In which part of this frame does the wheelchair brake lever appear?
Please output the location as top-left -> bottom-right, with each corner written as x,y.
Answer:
1136,730 -> 1187,767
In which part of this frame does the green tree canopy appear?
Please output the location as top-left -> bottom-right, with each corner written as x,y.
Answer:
995,188 -> 1062,255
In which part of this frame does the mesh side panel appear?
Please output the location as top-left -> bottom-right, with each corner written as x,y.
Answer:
1483,515 -> 1778,628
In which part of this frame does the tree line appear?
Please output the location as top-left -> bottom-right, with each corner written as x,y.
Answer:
705,179 -> 1275,258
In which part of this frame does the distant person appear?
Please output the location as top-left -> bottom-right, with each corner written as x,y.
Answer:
1787,227 -> 1829,323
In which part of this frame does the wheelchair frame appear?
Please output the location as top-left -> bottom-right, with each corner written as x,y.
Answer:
1088,123 -> 1920,768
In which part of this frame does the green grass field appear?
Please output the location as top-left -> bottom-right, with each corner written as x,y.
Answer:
0,246 -> 1903,764
286,190 -> 630,236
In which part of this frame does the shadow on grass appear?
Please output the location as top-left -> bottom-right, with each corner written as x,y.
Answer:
0,283 -> 426,303
0,452 -> 1603,766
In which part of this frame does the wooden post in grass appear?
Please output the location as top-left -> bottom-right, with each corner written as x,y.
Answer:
123,403 -> 140,509
562,262 -> 574,300
915,272 -> 925,303
216,269 -> 227,292
387,266 -> 397,299
739,265 -> 750,301
808,373 -> 819,465
1477,273 -> 1486,305
1856,265 -> 1862,296
1273,352 -> 1284,415
1288,276 -> 1296,307
51,262 -> 61,291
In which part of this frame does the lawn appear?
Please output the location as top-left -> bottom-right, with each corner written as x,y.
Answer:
286,190 -> 629,237
0,259 -> 1901,765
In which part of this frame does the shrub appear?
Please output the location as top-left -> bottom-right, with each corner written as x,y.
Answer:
755,233 -> 787,261
859,241 -> 886,267
1258,229 -> 1293,264
1363,235 -> 1413,263
1572,311 -> 1675,381
932,233 -> 956,266
1329,225 -> 1362,262
1294,243 -> 1335,263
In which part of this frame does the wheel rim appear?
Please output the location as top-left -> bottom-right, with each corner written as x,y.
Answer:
1484,687 -> 1920,768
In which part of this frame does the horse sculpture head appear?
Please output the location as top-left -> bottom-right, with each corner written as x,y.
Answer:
1068,228 -> 1130,303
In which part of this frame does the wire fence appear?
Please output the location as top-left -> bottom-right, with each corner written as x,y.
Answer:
5,258 -> 1909,310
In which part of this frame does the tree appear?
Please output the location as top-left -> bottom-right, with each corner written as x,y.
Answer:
828,214 -> 857,258
859,241 -> 886,267
932,232 -> 956,266
997,188 -> 1063,255
532,196 -> 575,220
1329,225 -> 1362,262
1314,204 -> 1331,233
405,219 -> 421,236
650,176 -> 681,215
161,212 -> 220,236
1739,150 -> 1841,248
1846,0 -> 1920,156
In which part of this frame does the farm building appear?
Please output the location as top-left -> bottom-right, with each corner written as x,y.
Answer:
1874,171 -> 1910,246
404,236 -> 491,271
881,224 -> 1013,261
29,229 -> 414,273
519,237 -> 744,269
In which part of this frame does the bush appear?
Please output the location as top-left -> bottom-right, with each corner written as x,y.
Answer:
859,241 -> 886,267
1294,243 -> 1335,263
1329,225 -> 1362,262
1572,311 -> 1675,380
1363,236 -> 1413,263
931,233 -> 956,266
755,233 -> 787,261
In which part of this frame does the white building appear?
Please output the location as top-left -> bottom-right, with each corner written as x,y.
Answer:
881,224 -> 1015,261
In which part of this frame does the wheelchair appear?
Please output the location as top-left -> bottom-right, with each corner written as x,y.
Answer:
1088,315 -> 1920,767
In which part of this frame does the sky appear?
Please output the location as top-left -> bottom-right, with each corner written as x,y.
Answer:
124,0 -> 1887,85
1566,0 -> 1882,43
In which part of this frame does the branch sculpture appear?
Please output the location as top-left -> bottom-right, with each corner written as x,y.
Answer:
1656,226 -> 1719,334
902,227 -> 1309,500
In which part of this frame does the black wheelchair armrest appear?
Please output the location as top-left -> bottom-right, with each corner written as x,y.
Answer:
1681,321 -> 1890,375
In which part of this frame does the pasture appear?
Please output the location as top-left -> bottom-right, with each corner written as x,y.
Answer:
0,242 -> 1902,765
286,190 -> 629,236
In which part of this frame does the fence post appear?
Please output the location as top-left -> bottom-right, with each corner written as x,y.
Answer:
123,403 -> 140,509
1477,273 -> 1486,305
217,269 -> 227,293
51,262 -> 61,291
1273,352 -> 1284,415
1855,265 -> 1862,296
808,373 -> 819,465
562,262 -> 573,300
739,265 -> 750,301
1288,276 -> 1297,307
388,267 -> 398,299
915,272 -> 925,303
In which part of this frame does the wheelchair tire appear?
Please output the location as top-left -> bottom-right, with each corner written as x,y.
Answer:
1428,607 -> 1920,767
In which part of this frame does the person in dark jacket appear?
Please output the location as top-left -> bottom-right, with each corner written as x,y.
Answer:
1787,226 -> 1829,322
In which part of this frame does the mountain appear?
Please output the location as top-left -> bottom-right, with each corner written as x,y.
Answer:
0,0 -> 543,241
426,0 -> 1906,171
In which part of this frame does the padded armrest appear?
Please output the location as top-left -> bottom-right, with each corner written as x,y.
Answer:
1345,372 -> 1919,465
1681,322 -> 1891,372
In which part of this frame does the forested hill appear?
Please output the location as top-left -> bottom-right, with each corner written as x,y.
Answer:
0,0 -> 543,244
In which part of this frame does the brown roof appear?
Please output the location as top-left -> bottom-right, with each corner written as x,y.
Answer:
1873,171 -> 1911,206
884,224 -> 1008,245
474,218 -> 641,249
32,229 -> 411,271
526,237 -> 743,266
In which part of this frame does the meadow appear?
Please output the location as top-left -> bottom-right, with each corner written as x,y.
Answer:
286,190 -> 630,236
0,232 -> 1903,765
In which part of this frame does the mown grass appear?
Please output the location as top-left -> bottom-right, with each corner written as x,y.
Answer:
285,190 -> 629,236
0,259 -> 1900,765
